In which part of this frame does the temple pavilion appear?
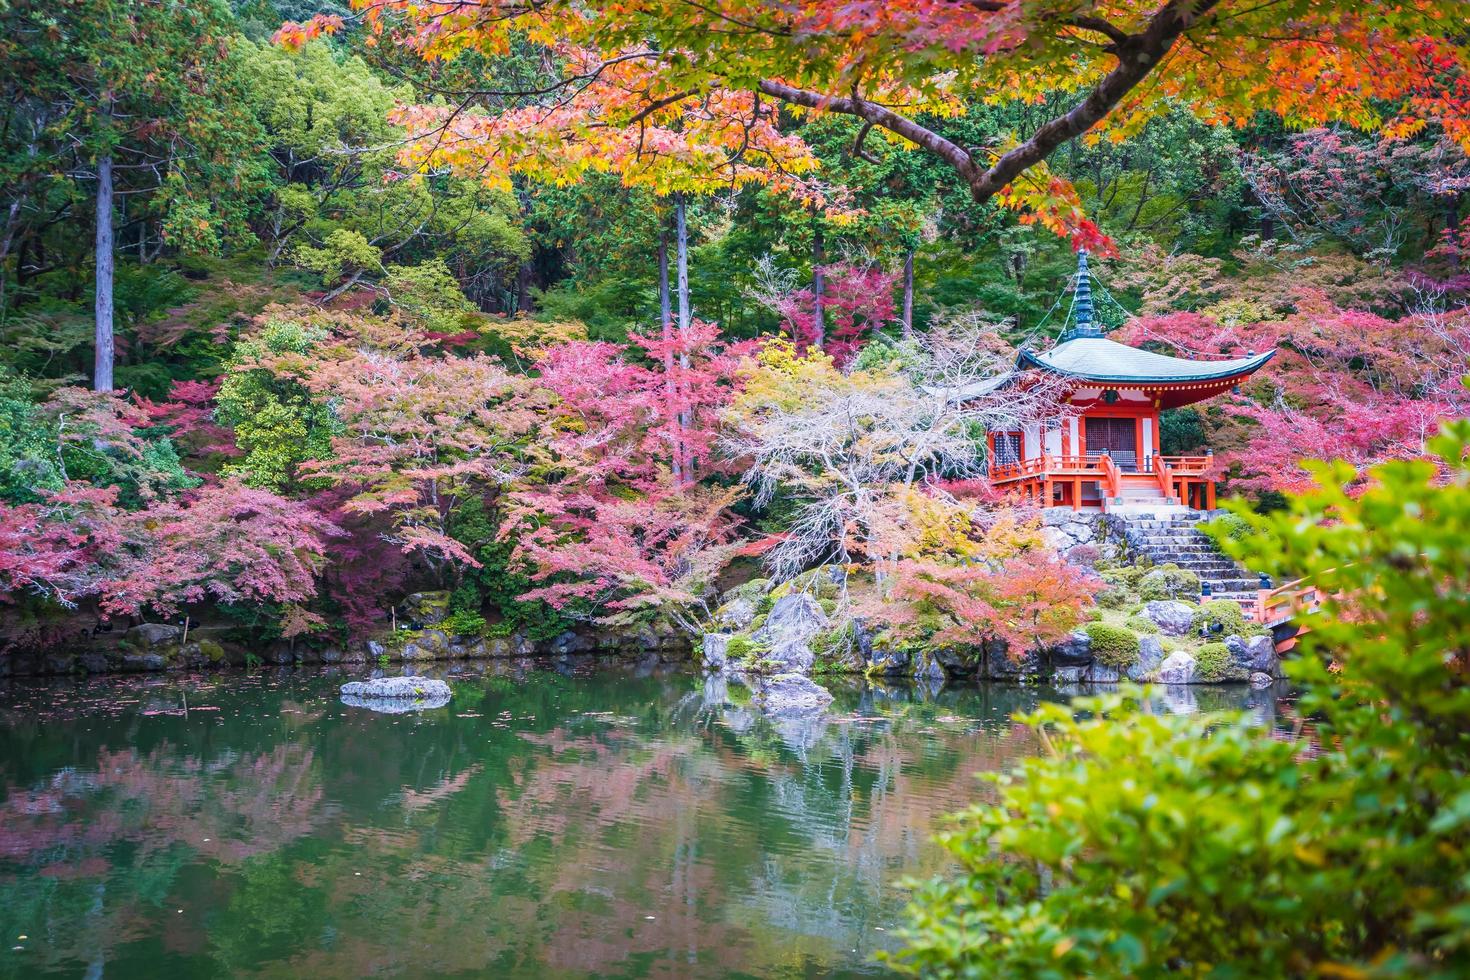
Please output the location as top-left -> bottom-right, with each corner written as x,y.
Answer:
986,251 -> 1274,512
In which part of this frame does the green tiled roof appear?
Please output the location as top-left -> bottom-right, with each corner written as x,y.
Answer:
1017,337 -> 1275,384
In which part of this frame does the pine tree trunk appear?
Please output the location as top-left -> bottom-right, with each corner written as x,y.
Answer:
901,247 -> 915,339
811,220 -> 826,350
94,149 -> 115,392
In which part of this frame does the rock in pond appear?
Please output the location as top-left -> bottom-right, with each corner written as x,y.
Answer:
1156,650 -> 1198,684
702,633 -> 732,672
753,672 -> 834,714
340,676 -> 451,713
1226,633 -> 1279,675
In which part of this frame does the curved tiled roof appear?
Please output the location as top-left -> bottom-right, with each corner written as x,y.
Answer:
1017,337 -> 1275,384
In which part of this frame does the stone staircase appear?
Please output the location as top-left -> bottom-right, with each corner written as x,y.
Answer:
1111,510 -> 1260,608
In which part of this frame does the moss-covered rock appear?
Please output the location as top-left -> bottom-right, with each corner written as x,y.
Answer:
400,591 -> 452,627
197,639 -> 226,662
1138,565 -> 1201,601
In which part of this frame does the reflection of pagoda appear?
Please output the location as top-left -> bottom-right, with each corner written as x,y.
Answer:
989,251 -> 1274,511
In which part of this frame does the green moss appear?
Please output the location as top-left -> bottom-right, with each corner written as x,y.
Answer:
726,635 -> 760,662
1083,622 -> 1141,670
1096,585 -> 1131,609
197,639 -> 225,662
1193,599 -> 1266,638
1125,614 -> 1160,634
1195,642 -> 1231,681
1139,565 -> 1201,601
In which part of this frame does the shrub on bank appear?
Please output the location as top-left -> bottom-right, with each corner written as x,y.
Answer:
1082,622 -> 1140,669
1194,641 -> 1231,681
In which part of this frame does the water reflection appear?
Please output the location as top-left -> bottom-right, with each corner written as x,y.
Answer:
0,664 -> 1295,978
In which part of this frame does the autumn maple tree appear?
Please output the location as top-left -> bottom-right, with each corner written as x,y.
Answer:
277,1 -> 1470,252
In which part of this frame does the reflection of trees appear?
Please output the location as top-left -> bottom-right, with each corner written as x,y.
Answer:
0,668 -> 1285,978
0,741 -> 324,974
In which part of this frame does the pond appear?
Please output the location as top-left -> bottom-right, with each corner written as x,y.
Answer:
0,662 -> 1291,978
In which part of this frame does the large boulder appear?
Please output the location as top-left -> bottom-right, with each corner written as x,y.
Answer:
933,645 -> 982,678
400,591 -> 452,627
121,652 -> 168,672
714,596 -> 758,632
400,629 -> 450,660
1142,600 -> 1198,637
1129,635 -> 1166,681
1225,634 -> 1279,675
757,593 -> 828,644
340,676 -> 451,713
126,623 -> 181,648
703,633 -> 732,672
767,638 -> 815,675
985,644 -> 1045,680
1156,650 -> 1198,684
1047,631 -> 1094,667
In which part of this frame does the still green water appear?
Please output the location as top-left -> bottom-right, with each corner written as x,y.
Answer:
0,661 -> 1287,978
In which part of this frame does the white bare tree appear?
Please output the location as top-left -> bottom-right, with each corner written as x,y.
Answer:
723,322 -> 1070,583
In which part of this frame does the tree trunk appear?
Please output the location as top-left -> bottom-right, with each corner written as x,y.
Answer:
674,193 -> 693,480
811,220 -> 826,350
658,222 -> 682,483
94,148 -> 115,392
514,259 -> 533,313
901,247 -> 915,339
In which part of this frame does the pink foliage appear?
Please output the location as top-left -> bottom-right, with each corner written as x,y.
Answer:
99,479 -> 340,627
0,487 -> 128,606
506,322 -> 748,628
134,379 -> 238,457
875,552 -> 1100,657
767,262 -> 898,366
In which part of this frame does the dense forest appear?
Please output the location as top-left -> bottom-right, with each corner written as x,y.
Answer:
1,0 -> 1467,651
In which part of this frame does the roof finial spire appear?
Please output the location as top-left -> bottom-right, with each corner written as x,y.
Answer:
1067,248 -> 1102,340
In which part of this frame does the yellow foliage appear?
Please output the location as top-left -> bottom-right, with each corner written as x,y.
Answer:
480,317 -> 588,359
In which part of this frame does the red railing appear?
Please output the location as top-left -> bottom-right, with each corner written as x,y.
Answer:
1253,576 -> 1324,627
1097,453 -> 1121,499
1152,454 -> 1173,499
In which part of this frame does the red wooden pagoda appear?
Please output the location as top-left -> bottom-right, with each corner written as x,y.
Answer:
988,251 -> 1273,512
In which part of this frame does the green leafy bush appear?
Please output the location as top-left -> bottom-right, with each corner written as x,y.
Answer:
441,609 -> 487,637
1081,622 -> 1140,669
1205,511 -> 1253,543
1194,641 -> 1231,681
1095,584 -> 1131,609
892,417 -> 1470,979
